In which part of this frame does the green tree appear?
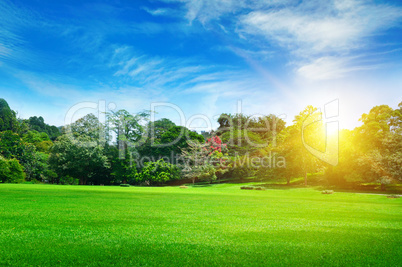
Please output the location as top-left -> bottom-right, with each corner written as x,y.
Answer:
0,156 -> 25,183
25,116 -> 60,141
0,99 -> 19,132
23,130 -> 53,152
135,159 -> 180,185
157,126 -> 205,163
49,135 -> 109,185
0,130 -> 37,175
217,113 -> 285,156
276,106 -> 324,185
111,150 -> 137,184
326,101 -> 402,190
63,113 -> 105,144
220,129 -> 265,156
107,109 -> 149,150
180,140 -> 229,184
136,118 -> 176,159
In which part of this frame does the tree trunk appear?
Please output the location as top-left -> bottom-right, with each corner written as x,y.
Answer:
381,183 -> 386,191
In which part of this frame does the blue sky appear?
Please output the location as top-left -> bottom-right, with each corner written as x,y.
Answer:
1,0 -> 401,130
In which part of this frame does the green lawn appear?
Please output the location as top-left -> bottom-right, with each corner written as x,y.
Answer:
0,184 -> 401,266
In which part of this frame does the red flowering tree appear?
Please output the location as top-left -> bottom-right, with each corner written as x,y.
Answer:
182,136 -> 230,184
205,136 -> 225,155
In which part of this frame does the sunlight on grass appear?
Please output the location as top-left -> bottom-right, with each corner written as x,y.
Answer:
0,184 -> 401,266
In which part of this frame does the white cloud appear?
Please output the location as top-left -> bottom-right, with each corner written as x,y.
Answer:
239,0 -> 402,55
296,56 -> 379,80
142,7 -> 180,17
163,0 -> 293,24
164,0 -> 402,80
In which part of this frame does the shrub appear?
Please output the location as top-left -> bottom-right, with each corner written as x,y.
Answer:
136,159 -> 180,185
254,187 -> 266,191
60,176 -> 79,185
322,190 -> 334,194
179,185 -> 188,189
240,186 -> 254,190
387,195 -> 400,198
120,184 -> 130,187
0,156 -> 25,183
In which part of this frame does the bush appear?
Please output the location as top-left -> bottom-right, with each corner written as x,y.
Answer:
60,176 -> 79,185
120,184 -> 130,187
240,186 -> 254,190
179,185 -> 188,189
322,190 -> 334,194
136,159 -> 180,185
254,187 -> 266,191
387,195 -> 400,198
0,156 -> 25,183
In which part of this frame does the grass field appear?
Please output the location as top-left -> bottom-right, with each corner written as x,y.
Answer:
0,184 -> 401,266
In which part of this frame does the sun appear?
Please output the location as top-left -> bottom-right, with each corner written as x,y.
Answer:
326,121 -> 339,138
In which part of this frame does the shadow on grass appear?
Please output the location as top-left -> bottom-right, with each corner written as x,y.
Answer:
191,184 -> 213,187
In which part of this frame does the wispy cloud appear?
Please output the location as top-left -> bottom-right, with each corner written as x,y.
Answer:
111,47 -> 212,90
238,0 -> 402,80
164,0 -> 402,80
238,0 -> 402,56
0,0 -> 30,64
296,56 -> 383,80
142,7 -> 181,17
162,0 -> 290,24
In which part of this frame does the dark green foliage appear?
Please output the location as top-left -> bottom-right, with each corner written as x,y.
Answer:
0,98 -> 18,132
28,152 -> 57,182
26,116 -> 60,141
147,118 -> 176,140
0,130 -> 55,182
0,157 -> 25,183
111,149 -> 137,184
0,130 -> 36,170
157,126 -> 204,161
135,159 -> 180,185
59,176 -> 79,185
138,123 -> 205,163
49,135 -> 109,185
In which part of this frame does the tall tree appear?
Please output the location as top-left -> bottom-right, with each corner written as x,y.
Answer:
157,126 -> 205,163
276,106 -> 324,185
26,116 -> 61,141
63,113 -> 104,144
0,98 -> 18,132
49,135 -> 109,185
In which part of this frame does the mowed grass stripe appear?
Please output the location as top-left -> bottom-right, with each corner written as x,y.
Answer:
0,184 -> 401,266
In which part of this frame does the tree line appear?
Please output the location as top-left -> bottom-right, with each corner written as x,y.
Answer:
0,98 -> 401,190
